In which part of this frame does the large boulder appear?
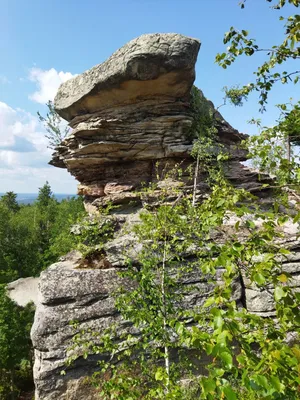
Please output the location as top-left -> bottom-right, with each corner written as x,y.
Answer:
54,33 -> 201,121
31,251 -> 125,400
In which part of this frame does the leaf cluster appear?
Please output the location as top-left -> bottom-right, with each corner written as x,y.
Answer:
216,3 -> 299,112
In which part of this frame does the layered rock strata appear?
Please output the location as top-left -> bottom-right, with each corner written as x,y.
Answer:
30,33 -> 299,399
50,33 -> 257,212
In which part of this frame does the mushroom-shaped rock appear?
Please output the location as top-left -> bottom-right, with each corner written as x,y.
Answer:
54,33 -> 201,120
50,33 -> 248,207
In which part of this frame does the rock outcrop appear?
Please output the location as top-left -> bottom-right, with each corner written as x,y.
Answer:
31,33 -> 300,399
31,247 -> 244,400
31,221 -> 300,400
50,33 -> 256,213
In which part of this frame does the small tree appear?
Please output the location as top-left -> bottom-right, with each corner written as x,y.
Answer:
247,107 -> 300,184
0,192 -> 20,213
36,182 -> 58,262
69,162 -> 300,399
36,181 -> 53,208
38,100 -> 69,149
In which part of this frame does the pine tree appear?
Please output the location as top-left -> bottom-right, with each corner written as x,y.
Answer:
0,192 -> 19,213
36,181 -> 53,208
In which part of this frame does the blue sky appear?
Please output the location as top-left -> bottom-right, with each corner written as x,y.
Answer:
0,0 -> 298,193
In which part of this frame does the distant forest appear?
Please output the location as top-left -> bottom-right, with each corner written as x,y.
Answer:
0,182 -> 84,399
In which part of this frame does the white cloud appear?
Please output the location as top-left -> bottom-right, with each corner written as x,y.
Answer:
28,68 -> 75,104
0,101 -> 77,193
0,101 -> 48,152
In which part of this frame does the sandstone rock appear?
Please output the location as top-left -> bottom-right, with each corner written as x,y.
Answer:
54,33 -> 201,120
50,33 -> 250,210
245,288 -> 276,316
31,252 -> 127,400
32,247 -> 243,399
243,238 -> 300,316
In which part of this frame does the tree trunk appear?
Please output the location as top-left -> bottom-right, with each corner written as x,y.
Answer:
287,136 -> 291,164
192,152 -> 200,207
10,369 -> 16,400
161,237 -> 170,393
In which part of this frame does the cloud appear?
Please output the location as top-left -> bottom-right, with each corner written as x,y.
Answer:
0,101 -> 48,154
0,101 -> 77,193
29,68 -> 75,104
0,136 -> 36,152
0,66 -> 77,192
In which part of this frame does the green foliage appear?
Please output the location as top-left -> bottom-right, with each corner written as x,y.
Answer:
46,196 -> 86,260
0,185 -> 85,397
182,210 -> 300,399
0,192 -> 20,213
222,85 -> 250,107
189,86 -> 218,141
216,1 -> 299,112
278,101 -> 300,146
67,164 -> 300,399
215,1 -> 299,184
47,206 -> 116,261
239,0 -> 299,8
247,102 -> 300,183
36,181 -> 53,208
0,286 -> 34,399
110,185 -> 299,398
0,186 -> 85,282
0,202 -> 43,283
38,100 -> 70,149
75,215 -> 116,257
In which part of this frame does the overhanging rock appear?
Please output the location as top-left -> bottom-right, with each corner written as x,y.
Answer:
54,33 -> 201,121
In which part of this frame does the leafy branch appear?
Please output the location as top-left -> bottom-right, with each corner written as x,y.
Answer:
216,8 -> 299,111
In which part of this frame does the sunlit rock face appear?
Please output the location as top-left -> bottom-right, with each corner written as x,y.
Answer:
50,33 -> 250,212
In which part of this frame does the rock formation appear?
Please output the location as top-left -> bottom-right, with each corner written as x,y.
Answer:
30,33 -> 300,399
50,33 -> 260,213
